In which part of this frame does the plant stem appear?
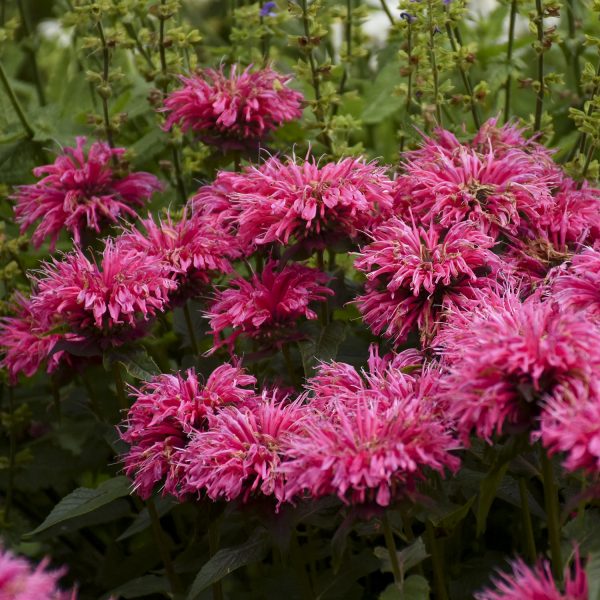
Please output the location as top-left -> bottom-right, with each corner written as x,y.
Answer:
445,17 -> 480,129
208,519 -> 224,600
382,512 -> 402,587
111,361 -> 129,412
540,449 -> 562,581
158,0 -> 187,203
0,61 -> 34,138
16,0 -> 46,105
426,0 -> 442,125
504,0 -> 518,123
425,520 -> 448,600
581,142 -> 597,179
96,20 -> 115,149
282,344 -> 299,387
5,386 -> 16,521
336,0 -> 353,100
379,0 -> 395,26
518,477 -> 537,563
147,497 -> 182,594
534,0 -> 545,132
565,0 -> 581,97
183,302 -> 199,355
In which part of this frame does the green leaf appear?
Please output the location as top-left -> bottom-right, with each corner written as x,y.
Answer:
587,552 -> 600,600
105,575 -> 170,599
428,496 -> 476,530
316,550 -> 380,599
361,60 -> 405,124
26,476 -> 131,537
298,321 -> 348,377
117,496 -> 175,542
375,537 -> 429,576
379,576 -> 430,600
104,347 -> 160,381
476,462 -> 510,536
186,529 -> 270,599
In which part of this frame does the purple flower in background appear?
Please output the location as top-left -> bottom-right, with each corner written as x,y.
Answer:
260,1 -> 277,17
400,12 -> 416,23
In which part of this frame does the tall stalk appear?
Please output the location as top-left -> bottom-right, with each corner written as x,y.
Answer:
540,449 -> 563,581
426,520 -> 449,600
0,61 -> 34,138
5,386 -> 16,521
16,0 -> 46,105
518,477 -> 537,563
533,0 -> 545,132
96,20 -> 116,150
503,0 -> 518,122
112,361 -> 129,412
382,512 -> 402,587
426,0 -> 442,125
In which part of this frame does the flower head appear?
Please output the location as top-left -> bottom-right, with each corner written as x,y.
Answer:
120,363 -> 256,499
354,220 -> 501,345
116,210 -> 241,301
0,294 -> 69,383
233,155 -> 394,250
162,65 -> 303,149
13,137 -> 161,249
436,292 -> 600,443
475,552 -> 588,600
30,239 -> 176,349
0,546 -> 76,599
553,247 -> 600,320
181,393 -> 306,503
206,260 -> 333,351
540,379 -> 600,474
282,378 -> 459,506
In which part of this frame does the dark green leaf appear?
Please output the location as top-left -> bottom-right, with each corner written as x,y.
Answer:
298,321 -> 348,377
587,553 -> 600,600
186,529 -> 270,599
26,476 -> 131,537
105,575 -> 170,599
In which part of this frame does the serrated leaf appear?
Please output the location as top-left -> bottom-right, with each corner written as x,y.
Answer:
476,462 -> 509,536
26,476 -> 131,537
403,575 -> 430,600
186,529 -> 270,599
298,321 -> 348,376
375,537 -> 429,575
105,575 -> 170,599
104,347 -> 160,381
429,496 -> 476,530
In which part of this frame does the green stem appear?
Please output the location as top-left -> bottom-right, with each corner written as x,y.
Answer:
336,0 -> 352,100
208,519 -> 224,600
183,302 -> 199,355
445,18 -> 480,129
518,477 -> 537,563
534,0 -> 545,132
5,386 -> 16,521
96,20 -> 115,149
581,142 -> 597,179
504,0 -> 518,123
540,449 -> 563,581
427,0 -> 442,125
16,0 -> 46,105
112,361 -> 129,412
382,512 -> 402,587
147,497 -> 182,594
565,0 -> 581,97
282,344 -> 299,387
379,0 -> 395,26
425,520 -> 449,600
0,61 -> 34,138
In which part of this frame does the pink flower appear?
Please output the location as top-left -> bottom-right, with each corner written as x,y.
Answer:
206,260 -> 333,351
181,393 -> 307,503
283,361 -> 459,506
0,294 -> 69,384
436,292 -> 600,443
540,379 -> 600,474
354,220 -> 501,345
120,363 -> 256,499
394,133 -> 556,236
116,210 -> 241,300
162,65 -> 303,149
475,552 -> 588,600
30,239 -> 177,348
0,545 -> 76,599
553,247 -> 600,320
13,137 -> 162,249
232,155 -> 394,250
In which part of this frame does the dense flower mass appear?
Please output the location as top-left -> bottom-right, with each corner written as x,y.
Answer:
30,240 -> 176,347
475,552 -> 588,600
230,155 -> 394,249
393,122 -> 556,236
120,363 -> 256,499
0,546 -> 76,599
283,355 -> 459,506
436,292 -> 600,443
13,137 -> 161,249
355,220 -> 501,344
116,210 -> 241,299
182,393 -> 306,503
206,260 -> 333,350
162,65 -> 303,149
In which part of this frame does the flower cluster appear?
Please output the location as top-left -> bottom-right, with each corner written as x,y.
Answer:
0,546 -> 76,599
13,137 -> 161,249
162,65 -> 303,149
